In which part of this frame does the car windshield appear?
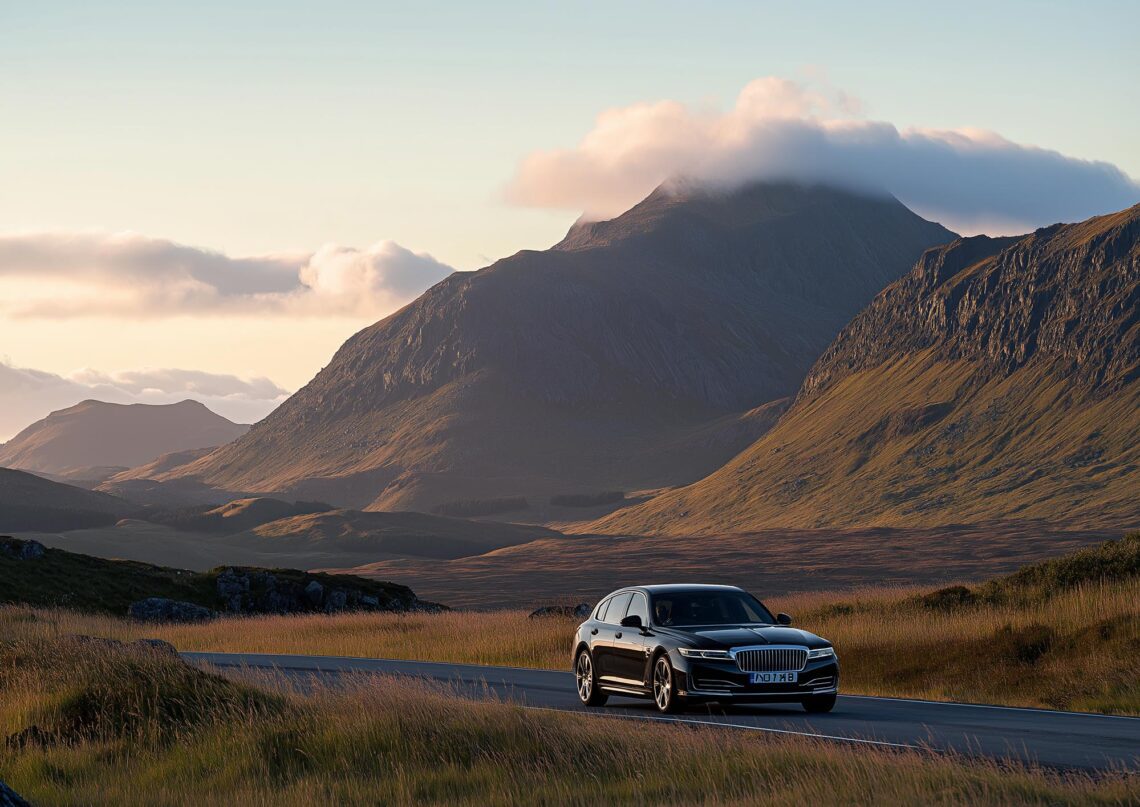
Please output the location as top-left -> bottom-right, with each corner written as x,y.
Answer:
651,590 -> 775,627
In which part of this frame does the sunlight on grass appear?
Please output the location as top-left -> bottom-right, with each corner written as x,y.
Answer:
1,637 -> 1136,806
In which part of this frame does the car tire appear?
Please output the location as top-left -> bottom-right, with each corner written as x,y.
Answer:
575,649 -> 608,707
802,693 -> 837,713
652,654 -> 683,714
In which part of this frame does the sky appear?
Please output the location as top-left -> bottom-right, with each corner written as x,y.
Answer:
1,0 -> 1138,439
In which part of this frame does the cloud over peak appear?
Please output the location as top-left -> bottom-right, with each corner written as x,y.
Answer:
0,231 -> 455,320
506,77 -> 1140,235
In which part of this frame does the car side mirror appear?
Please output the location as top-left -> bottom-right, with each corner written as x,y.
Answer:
620,614 -> 643,630
777,612 -> 793,626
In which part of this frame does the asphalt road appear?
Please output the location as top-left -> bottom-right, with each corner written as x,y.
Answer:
184,651 -> 1140,773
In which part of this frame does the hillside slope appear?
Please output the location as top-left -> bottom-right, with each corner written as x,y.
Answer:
0,468 -> 137,531
159,182 -> 953,512
596,205 -> 1140,535
0,400 -> 248,483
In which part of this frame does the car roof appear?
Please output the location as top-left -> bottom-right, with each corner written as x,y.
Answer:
608,584 -> 745,596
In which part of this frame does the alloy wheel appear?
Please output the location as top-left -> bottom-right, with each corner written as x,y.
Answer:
576,652 -> 593,702
653,657 -> 671,711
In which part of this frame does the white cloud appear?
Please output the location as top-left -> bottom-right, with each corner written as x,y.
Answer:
506,77 -> 1140,235
0,231 -> 455,319
0,361 -> 289,441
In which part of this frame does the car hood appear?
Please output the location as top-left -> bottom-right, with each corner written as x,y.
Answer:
659,625 -> 829,649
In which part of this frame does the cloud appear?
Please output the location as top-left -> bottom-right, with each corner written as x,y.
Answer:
0,231 -> 455,319
0,361 -> 289,441
505,77 -> 1140,235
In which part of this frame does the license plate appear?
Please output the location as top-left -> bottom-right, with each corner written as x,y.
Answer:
749,671 -> 798,684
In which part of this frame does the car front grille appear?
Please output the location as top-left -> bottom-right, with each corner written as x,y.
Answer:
733,647 -> 808,673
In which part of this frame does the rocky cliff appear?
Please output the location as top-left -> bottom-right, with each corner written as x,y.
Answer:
596,204 -> 1140,535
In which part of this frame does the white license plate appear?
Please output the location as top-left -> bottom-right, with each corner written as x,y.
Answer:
749,671 -> 798,684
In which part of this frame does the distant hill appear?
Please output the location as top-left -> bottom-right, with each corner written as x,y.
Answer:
597,205 -> 1140,535
157,182 -> 953,512
143,496 -> 563,559
0,468 -> 137,531
0,400 -> 249,484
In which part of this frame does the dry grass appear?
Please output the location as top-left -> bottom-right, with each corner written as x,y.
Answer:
1,636 -> 1137,806
3,576 -> 1137,715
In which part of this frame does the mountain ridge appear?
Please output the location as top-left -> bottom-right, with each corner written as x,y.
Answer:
594,204 -> 1140,535
156,181 -> 955,512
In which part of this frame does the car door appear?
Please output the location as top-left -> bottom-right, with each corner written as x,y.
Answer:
610,591 -> 651,685
594,591 -> 632,682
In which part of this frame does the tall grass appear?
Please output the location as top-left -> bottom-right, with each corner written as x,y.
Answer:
4,575 -> 1137,714
1,637 -> 1136,806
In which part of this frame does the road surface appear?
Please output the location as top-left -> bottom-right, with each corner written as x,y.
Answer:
184,651 -> 1140,773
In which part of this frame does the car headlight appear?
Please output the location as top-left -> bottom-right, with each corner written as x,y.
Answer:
677,648 -> 733,660
808,647 -> 836,660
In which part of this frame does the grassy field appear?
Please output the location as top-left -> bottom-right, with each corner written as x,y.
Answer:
2,534 -> 1137,715
1,636 -> 1136,806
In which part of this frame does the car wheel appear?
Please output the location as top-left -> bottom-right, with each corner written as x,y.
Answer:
802,693 -> 837,713
575,649 -> 608,706
652,654 -> 683,714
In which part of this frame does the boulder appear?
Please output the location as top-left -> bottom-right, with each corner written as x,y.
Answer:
132,638 -> 179,656
325,589 -> 348,612
304,580 -> 324,606
529,603 -> 592,619
215,567 -> 250,611
128,598 -> 214,623
0,537 -> 46,560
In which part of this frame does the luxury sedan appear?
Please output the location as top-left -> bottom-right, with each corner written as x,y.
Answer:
572,584 -> 839,714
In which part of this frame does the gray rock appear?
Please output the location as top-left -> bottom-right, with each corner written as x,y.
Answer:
304,580 -> 324,606
128,598 -> 214,623
215,567 -> 250,611
529,603 -> 592,619
0,537 -> 46,560
0,780 -> 32,806
325,589 -> 348,612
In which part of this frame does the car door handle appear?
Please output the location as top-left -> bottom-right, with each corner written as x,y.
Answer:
590,628 -> 598,635
615,632 -> 622,639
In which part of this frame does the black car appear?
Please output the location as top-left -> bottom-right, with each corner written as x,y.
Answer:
572,584 -> 838,714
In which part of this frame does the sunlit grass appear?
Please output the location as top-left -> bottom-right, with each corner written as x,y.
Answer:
3,574 -> 1137,715
1,637 -> 1137,806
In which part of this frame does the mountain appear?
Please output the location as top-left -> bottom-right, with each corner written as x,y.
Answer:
0,468 -> 137,531
597,204 -> 1140,535
0,400 -> 249,484
159,182 -> 953,512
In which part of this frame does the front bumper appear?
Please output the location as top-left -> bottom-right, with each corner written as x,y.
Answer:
672,652 -> 839,702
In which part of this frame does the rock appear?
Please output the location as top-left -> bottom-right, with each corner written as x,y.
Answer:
304,580 -> 324,606
360,595 -> 380,608
0,537 -> 46,560
325,589 -> 348,612
132,638 -> 179,656
216,567 -> 250,611
529,603 -> 592,619
128,598 -> 214,623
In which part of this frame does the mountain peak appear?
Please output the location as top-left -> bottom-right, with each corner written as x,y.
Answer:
166,183 -> 954,513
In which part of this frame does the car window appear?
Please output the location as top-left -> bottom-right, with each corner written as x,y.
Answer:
602,592 -> 633,625
626,592 -> 649,624
651,590 -> 775,627
595,597 -> 611,621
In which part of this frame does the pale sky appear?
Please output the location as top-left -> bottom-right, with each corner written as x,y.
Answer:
1,0 -> 1138,438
